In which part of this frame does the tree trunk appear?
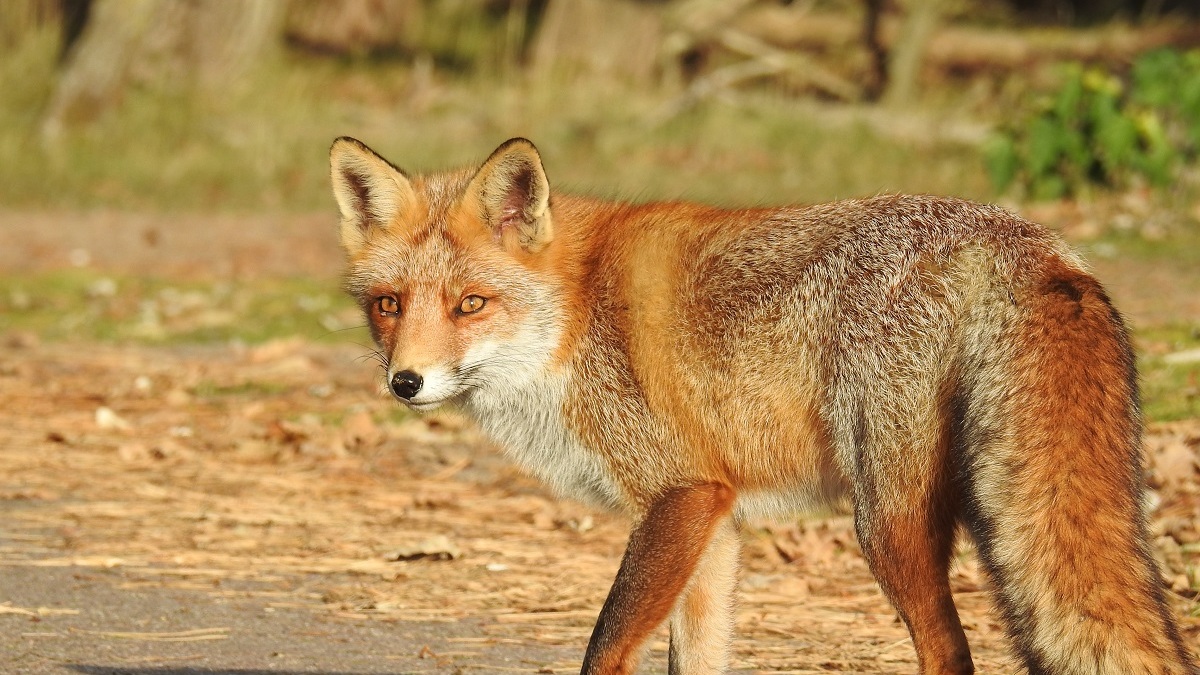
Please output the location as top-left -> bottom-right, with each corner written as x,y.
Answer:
883,0 -> 943,108
41,0 -> 286,141
532,0 -> 664,86
862,0 -> 888,101
40,0 -> 158,140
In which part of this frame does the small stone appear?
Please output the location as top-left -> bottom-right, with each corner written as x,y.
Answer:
95,406 -> 132,431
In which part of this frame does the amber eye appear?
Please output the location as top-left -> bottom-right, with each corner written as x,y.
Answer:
458,295 -> 486,315
376,296 -> 400,316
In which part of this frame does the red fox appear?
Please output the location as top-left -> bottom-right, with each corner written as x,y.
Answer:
329,136 -> 1194,675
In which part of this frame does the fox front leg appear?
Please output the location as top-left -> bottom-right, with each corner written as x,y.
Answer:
580,483 -> 735,675
667,516 -> 740,675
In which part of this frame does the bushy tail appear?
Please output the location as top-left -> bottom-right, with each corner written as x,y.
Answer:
958,261 -> 1193,674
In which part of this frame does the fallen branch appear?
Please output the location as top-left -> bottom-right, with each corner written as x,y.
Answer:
654,26 -> 862,123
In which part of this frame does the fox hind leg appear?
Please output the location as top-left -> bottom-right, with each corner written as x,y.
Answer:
667,516 -> 740,675
853,438 -> 973,675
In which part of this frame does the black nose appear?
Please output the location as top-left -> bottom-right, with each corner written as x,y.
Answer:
390,370 -> 423,400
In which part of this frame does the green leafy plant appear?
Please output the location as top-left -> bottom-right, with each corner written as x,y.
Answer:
986,49 -> 1200,200
1132,48 -> 1200,157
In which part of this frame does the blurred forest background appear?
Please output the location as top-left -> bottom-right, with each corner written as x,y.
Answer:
2,0 -> 1200,421
3,0 -> 1200,210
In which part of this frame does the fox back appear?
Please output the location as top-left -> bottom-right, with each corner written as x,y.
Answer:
331,137 -> 1194,675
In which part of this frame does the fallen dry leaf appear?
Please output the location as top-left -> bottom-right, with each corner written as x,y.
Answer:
1157,442 -> 1197,486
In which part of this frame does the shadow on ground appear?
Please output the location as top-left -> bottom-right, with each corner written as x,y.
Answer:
72,669 -> 408,675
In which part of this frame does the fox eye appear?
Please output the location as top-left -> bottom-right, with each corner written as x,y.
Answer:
458,295 -> 486,315
376,296 -> 400,316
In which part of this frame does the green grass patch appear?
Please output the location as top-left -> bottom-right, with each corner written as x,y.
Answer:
1085,220 -> 1200,267
0,271 -> 368,346
1137,324 -> 1200,422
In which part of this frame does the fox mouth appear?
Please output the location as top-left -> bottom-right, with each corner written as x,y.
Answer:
405,397 -> 452,412
401,388 -> 471,412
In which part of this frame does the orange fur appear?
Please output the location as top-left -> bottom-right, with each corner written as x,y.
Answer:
330,137 -> 1195,674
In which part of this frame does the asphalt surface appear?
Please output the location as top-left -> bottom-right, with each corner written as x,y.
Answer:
1,565 -> 580,675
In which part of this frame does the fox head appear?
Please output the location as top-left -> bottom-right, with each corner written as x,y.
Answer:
330,137 -> 565,411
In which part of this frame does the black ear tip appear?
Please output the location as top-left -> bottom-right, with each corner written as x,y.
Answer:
330,136 -> 365,154
330,138 -> 408,177
495,137 -> 540,157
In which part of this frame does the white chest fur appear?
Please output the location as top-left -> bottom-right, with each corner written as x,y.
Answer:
465,373 -> 624,510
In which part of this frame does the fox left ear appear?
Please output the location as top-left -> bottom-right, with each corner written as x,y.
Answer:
465,138 -> 553,253
329,137 -> 416,257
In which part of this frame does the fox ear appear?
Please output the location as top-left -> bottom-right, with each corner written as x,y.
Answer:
465,138 -> 552,252
329,137 -> 416,256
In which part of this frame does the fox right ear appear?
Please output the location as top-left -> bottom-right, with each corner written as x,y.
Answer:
329,137 -> 416,256
464,138 -> 553,253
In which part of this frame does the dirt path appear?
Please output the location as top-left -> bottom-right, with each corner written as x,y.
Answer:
2,341 -> 1199,674
0,211 -> 341,281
